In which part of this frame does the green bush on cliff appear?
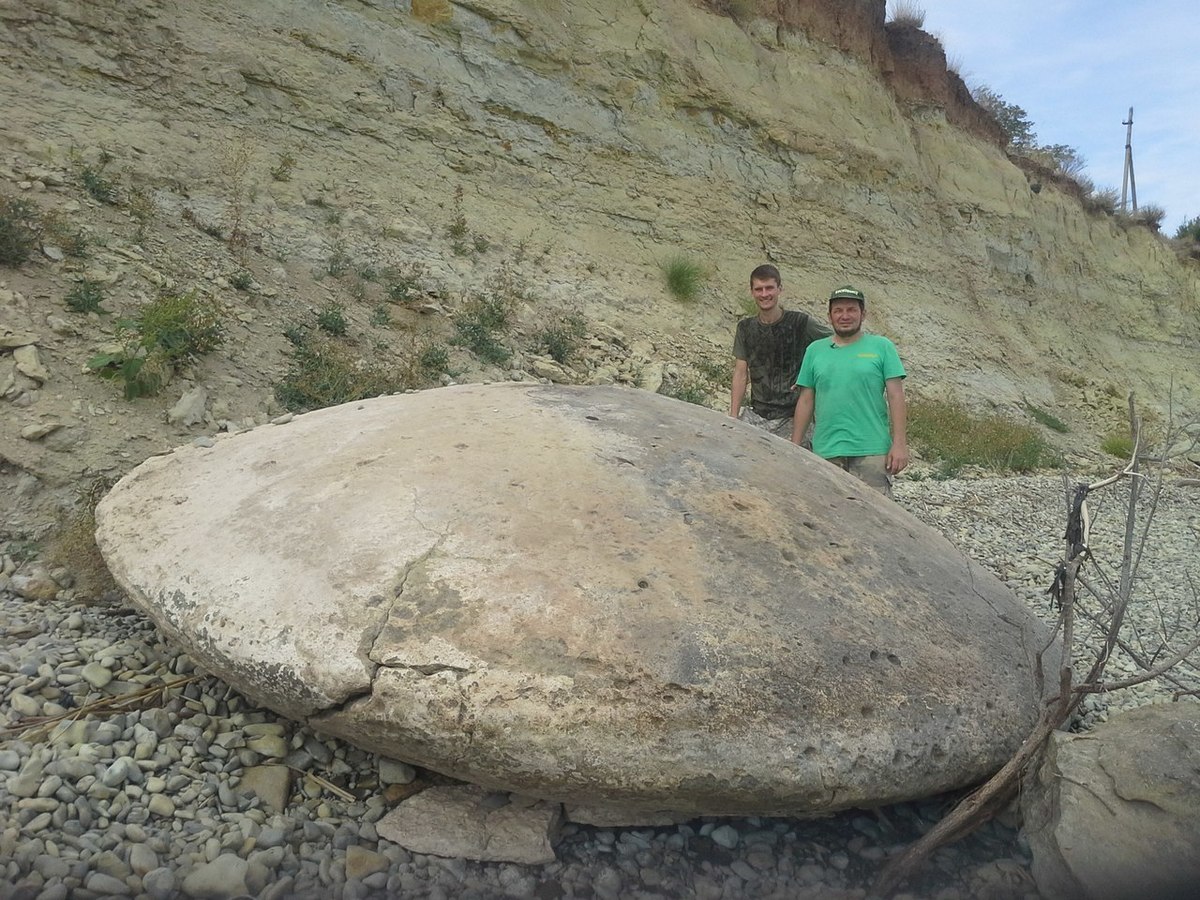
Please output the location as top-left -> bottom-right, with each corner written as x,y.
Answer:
1174,215 -> 1200,243
274,332 -> 410,410
88,290 -> 226,399
908,398 -> 1056,475
0,194 -> 41,267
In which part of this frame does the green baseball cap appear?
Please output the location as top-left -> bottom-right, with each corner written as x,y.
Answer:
828,285 -> 865,304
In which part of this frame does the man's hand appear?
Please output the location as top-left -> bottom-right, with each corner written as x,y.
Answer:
886,441 -> 909,475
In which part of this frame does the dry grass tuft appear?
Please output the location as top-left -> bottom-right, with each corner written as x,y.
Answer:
43,476 -> 120,601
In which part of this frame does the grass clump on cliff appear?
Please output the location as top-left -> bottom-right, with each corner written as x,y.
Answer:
908,398 -> 1055,475
886,1 -> 926,27
43,477 -> 119,602
88,290 -> 226,399
65,279 -> 107,314
274,331 -> 425,411
0,194 -> 41,267
533,314 -> 587,364
1022,400 -> 1069,433
662,255 -> 705,302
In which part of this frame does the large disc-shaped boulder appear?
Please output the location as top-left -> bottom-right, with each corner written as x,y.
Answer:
96,383 -> 1049,817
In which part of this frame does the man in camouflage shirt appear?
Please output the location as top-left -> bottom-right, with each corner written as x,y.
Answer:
730,264 -> 830,440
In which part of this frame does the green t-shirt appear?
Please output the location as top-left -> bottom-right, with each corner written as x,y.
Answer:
796,333 -> 906,458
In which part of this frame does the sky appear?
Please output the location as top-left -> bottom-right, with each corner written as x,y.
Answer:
911,0 -> 1199,235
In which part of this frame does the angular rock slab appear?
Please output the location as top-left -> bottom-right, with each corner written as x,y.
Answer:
96,383 -> 1049,816
1022,701 -> 1200,900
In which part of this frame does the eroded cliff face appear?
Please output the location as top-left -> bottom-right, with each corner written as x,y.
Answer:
1,0 -> 1197,520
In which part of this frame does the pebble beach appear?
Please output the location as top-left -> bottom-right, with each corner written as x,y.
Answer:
2,473 -> 1196,899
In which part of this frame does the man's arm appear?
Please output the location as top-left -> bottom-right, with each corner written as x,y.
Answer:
730,358 -> 749,418
791,387 -> 814,445
884,377 -> 908,475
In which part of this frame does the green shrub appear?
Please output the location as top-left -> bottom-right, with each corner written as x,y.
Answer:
1174,215 -> 1200,243
534,314 -> 587,363
662,254 -> 705,302
446,185 -> 468,240
370,304 -> 391,327
325,241 -> 350,277
316,301 -> 348,336
1101,431 -> 1134,459
661,376 -> 711,407
908,398 -> 1055,475
386,261 -> 428,305
88,290 -> 225,399
138,290 -> 225,359
40,208 -> 88,258
695,357 -> 730,386
418,342 -> 450,377
230,270 -> 253,291
81,167 -> 118,205
1022,401 -> 1069,433
274,332 -> 413,411
271,151 -> 296,182
453,293 -> 514,365
0,194 -> 40,266
65,280 -> 106,314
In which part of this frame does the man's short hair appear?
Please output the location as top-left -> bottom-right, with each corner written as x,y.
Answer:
750,264 -> 781,286
828,284 -> 865,308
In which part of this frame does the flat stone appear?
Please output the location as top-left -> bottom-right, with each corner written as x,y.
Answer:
181,854 -> 249,899
376,784 -> 562,865
97,384 -> 1050,817
236,765 -> 292,814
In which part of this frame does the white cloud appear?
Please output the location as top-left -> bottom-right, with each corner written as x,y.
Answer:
916,0 -> 1200,231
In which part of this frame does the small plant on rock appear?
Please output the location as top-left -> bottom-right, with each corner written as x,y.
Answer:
80,165 -> 118,205
271,150 -> 297,182
886,0 -> 926,27
446,185 -> 468,241
418,341 -> 450,378
453,291 -> 515,366
43,476 -> 119,601
1101,430 -> 1134,459
370,304 -> 391,327
386,261 -> 428,305
0,194 -> 40,266
661,375 -> 711,407
534,314 -> 587,364
229,270 -> 254,291
316,301 -> 348,336
65,279 -> 106,314
40,208 -> 89,258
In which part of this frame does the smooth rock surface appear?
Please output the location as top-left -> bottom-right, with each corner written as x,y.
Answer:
1022,701 -> 1200,900
97,383 -> 1050,816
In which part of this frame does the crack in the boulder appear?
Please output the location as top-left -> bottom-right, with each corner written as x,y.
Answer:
361,530 -> 451,666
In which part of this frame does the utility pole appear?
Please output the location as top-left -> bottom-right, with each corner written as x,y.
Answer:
1120,107 -> 1137,214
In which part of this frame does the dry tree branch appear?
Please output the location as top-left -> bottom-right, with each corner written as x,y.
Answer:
870,393 -> 1199,898
0,675 -> 202,742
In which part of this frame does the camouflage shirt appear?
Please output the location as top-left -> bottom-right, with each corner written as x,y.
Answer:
733,310 -> 830,419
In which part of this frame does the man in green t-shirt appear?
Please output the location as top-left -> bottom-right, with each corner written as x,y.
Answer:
730,264 -> 830,440
790,285 -> 908,495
